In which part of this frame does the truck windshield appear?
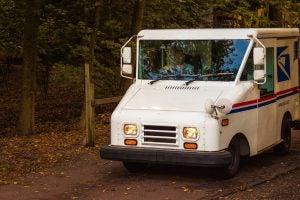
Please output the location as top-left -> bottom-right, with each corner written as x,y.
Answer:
138,39 -> 250,81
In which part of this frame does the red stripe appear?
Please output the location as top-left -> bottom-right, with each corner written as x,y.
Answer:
232,86 -> 300,108
277,86 -> 299,96
233,99 -> 257,108
258,94 -> 276,103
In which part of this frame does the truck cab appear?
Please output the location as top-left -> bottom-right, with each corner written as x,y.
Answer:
100,28 -> 300,178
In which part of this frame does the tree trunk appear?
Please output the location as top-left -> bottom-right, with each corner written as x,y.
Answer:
269,3 -> 284,27
17,0 -> 40,136
79,0 -> 101,132
131,0 -> 146,35
89,0 -> 101,73
119,0 -> 146,95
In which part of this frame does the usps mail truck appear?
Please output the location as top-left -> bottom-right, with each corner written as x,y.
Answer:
100,28 -> 300,178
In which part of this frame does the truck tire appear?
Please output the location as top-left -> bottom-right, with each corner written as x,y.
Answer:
220,137 -> 240,179
123,161 -> 148,173
274,115 -> 291,155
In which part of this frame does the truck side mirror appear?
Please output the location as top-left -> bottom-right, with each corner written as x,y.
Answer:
253,47 -> 265,65
122,64 -> 133,75
253,47 -> 266,84
253,69 -> 265,82
122,47 -> 132,64
121,47 -> 133,77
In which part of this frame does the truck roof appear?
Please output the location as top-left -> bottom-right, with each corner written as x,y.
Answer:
138,28 -> 299,40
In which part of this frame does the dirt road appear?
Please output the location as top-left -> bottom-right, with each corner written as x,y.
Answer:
1,133 -> 300,200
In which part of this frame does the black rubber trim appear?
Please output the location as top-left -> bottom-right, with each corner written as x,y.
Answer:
100,145 -> 232,167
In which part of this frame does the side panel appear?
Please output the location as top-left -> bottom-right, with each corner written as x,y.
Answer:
257,46 -> 277,150
221,37 -> 300,156
220,86 -> 259,156
275,38 -> 300,135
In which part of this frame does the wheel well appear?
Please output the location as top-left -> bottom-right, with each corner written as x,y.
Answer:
231,133 -> 250,157
282,111 -> 292,129
283,111 -> 292,121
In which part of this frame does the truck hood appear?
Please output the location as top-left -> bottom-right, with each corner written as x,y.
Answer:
123,85 -> 226,112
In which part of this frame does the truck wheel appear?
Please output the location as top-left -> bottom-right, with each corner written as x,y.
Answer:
123,161 -> 148,173
220,138 -> 240,179
274,115 -> 291,155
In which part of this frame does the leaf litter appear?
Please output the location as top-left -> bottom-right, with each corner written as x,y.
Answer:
0,113 -> 111,185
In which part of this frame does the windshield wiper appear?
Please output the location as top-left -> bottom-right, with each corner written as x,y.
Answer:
149,74 -> 195,85
149,74 -> 177,85
185,73 -> 234,86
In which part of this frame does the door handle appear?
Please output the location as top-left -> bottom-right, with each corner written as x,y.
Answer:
267,74 -> 273,79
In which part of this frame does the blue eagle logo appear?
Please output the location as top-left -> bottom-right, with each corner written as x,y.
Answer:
277,46 -> 290,82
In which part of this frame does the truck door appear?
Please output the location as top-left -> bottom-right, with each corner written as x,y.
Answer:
257,47 -> 277,150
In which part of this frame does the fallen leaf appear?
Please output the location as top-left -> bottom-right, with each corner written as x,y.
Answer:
182,186 -> 189,192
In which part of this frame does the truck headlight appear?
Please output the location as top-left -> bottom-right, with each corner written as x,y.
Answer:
124,124 -> 138,135
183,127 -> 198,139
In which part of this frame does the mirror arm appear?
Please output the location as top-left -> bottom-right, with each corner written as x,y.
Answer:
248,34 -> 267,85
120,35 -> 143,79
121,35 -> 137,53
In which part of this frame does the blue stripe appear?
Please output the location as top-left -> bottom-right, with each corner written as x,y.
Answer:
229,104 -> 257,114
229,91 -> 299,115
258,99 -> 276,108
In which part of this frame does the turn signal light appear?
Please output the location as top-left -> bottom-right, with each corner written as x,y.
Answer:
124,139 -> 137,146
222,119 -> 229,126
184,142 -> 197,149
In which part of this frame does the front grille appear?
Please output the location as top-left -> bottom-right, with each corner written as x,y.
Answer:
142,125 -> 178,146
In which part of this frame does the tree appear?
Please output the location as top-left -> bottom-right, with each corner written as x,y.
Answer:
211,0 -> 300,28
119,0 -> 146,94
17,0 -> 40,135
0,0 -> 24,62
131,0 -> 147,35
268,0 -> 300,27
85,0 -> 102,147
144,0 -> 212,29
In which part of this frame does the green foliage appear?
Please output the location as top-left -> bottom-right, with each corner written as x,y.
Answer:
212,0 -> 300,28
144,0 -> 212,29
0,0 -> 24,58
50,64 -> 84,84
0,0 -> 299,98
38,2 -> 92,67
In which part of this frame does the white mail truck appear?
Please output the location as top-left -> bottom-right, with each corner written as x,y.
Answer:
100,28 -> 300,178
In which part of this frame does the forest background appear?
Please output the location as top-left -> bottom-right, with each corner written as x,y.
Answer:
0,0 -> 299,136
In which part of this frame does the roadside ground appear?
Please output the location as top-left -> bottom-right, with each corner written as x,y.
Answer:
1,124 -> 300,200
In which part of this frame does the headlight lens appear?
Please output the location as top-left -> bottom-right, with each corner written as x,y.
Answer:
124,124 -> 138,135
183,127 -> 198,139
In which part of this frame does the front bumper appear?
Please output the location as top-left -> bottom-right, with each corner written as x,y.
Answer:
100,145 -> 232,167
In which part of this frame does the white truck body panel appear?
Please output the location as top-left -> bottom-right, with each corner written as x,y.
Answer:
101,28 -> 300,172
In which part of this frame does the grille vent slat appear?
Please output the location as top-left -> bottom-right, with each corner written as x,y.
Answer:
142,125 -> 178,146
144,138 -> 176,143
144,131 -> 176,137
144,125 -> 176,131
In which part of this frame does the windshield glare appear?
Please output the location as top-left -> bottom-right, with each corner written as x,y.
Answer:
138,39 -> 250,81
